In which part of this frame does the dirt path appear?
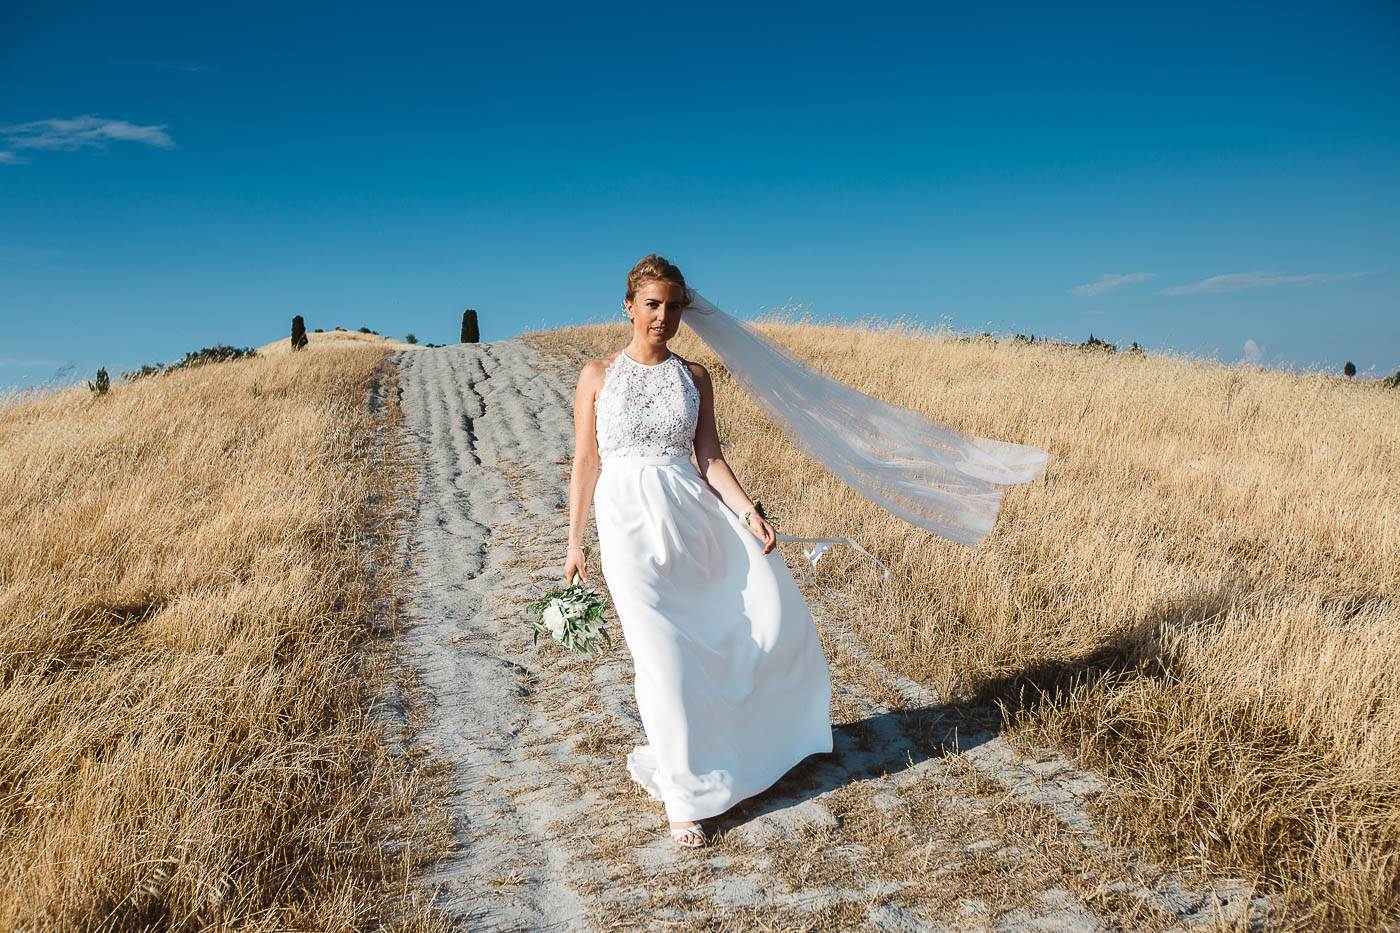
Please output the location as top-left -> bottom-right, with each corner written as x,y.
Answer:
385,339 -> 1271,933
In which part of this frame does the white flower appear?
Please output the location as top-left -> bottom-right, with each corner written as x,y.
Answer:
530,582 -> 610,654
542,601 -> 567,640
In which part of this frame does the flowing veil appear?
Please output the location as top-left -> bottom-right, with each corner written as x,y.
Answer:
682,289 -> 1049,560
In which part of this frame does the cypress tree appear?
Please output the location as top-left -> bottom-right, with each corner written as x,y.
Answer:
291,315 -> 308,350
461,309 -> 479,344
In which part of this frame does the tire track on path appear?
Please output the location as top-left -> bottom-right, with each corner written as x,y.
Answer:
392,341 -> 591,931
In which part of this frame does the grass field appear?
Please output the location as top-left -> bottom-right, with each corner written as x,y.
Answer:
0,347 -> 451,932
527,316 -> 1399,931
3,319 -> 1394,930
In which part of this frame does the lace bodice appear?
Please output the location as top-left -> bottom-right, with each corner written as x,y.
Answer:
595,349 -> 700,459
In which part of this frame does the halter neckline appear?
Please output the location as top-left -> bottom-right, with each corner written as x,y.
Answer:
620,348 -> 674,368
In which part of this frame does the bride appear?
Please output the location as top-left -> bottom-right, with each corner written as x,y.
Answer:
564,253 -> 834,849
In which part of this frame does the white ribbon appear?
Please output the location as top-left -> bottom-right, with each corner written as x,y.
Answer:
774,533 -> 891,583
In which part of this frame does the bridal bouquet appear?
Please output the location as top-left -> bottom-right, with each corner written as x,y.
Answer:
526,548 -> 612,655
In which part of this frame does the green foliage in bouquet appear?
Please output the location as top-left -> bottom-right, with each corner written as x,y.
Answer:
525,546 -> 612,655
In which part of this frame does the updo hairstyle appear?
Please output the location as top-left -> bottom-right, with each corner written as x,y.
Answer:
625,253 -> 688,308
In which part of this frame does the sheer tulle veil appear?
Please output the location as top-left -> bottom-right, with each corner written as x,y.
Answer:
681,289 -> 1049,558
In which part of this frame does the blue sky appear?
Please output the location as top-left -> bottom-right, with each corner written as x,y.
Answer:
2,0 -> 1397,391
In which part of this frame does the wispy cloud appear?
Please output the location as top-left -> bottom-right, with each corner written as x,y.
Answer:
0,151 -> 26,165
1069,272 -> 1156,297
1157,271 -> 1367,296
1241,339 -> 1265,366
0,115 -> 174,162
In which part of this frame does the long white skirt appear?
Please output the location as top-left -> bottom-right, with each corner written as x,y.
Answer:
593,453 -> 834,822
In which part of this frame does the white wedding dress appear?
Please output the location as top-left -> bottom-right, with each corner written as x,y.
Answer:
591,346 -> 834,823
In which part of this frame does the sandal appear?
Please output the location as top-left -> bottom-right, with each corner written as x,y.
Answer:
668,821 -> 706,848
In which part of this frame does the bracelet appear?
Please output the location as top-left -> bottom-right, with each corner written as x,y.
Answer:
567,545 -> 586,551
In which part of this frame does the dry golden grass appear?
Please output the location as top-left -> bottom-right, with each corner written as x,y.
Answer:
254,330 -> 423,355
0,349 -> 452,931
526,315 -> 1399,931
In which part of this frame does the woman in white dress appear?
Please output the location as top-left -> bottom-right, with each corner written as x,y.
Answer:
564,254 -> 834,849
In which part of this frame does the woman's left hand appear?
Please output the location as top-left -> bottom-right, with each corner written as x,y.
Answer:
746,513 -> 776,554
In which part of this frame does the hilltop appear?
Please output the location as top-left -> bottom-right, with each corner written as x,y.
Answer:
255,329 -> 426,355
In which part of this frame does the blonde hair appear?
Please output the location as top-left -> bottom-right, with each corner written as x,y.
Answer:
625,253 -> 687,306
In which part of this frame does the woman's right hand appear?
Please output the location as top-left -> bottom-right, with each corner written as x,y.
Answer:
564,549 -> 588,584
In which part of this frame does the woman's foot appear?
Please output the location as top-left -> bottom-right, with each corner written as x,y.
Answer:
668,820 -> 706,848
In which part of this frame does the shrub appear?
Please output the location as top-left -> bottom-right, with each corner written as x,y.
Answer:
1083,333 -> 1117,353
1344,361 -> 1356,379
405,334 -> 417,345
120,345 -> 258,382
176,344 -> 257,368
120,363 -> 164,380
87,367 -> 110,395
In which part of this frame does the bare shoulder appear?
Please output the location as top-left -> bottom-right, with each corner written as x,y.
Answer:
681,358 -> 712,391
577,354 -> 616,391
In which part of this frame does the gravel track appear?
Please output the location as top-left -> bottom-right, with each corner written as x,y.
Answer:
383,339 -> 1272,933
